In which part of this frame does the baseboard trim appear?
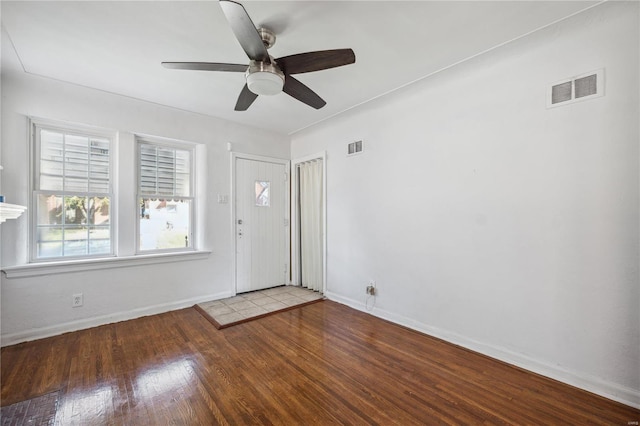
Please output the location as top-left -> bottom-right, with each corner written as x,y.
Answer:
0,290 -> 234,347
325,291 -> 640,410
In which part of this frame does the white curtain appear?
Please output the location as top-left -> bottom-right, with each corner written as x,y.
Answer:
299,160 -> 323,292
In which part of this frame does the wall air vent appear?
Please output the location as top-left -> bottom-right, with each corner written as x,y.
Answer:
552,81 -> 572,104
574,74 -> 598,98
547,69 -> 604,108
347,140 -> 363,156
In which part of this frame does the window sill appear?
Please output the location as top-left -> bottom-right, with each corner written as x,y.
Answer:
1,250 -> 211,279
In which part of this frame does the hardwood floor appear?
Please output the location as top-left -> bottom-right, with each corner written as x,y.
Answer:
1,300 -> 638,425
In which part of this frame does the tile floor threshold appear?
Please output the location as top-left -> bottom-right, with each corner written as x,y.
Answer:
0,390 -> 61,425
195,286 -> 324,329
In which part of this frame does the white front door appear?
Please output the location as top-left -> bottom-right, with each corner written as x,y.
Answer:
235,156 -> 288,293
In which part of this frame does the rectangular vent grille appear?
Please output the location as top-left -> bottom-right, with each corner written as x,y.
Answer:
347,140 -> 363,156
552,81 -> 572,104
548,69 -> 603,108
575,74 -> 597,98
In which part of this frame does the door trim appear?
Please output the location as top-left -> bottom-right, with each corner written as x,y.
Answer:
291,151 -> 327,294
230,152 -> 291,296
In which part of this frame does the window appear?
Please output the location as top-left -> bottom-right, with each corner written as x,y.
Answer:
255,181 -> 270,207
32,122 -> 113,260
137,139 -> 194,252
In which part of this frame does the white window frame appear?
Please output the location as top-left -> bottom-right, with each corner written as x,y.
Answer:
5,117 -> 211,276
30,118 -> 116,263
135,135 -> 196,255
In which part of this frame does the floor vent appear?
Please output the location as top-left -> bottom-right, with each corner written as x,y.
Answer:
547,69 -> 604,108
347,140 -> 363,156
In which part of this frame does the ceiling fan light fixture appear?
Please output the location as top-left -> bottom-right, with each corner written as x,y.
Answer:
163,1 -> 355,110
247,71 -> 284,96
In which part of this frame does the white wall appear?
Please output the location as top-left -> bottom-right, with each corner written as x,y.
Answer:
292,2 -> 639,407
0,30 -> 290,345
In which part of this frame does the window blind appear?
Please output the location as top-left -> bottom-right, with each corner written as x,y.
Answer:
40,130 -> 110,192
139,144 -> 191,197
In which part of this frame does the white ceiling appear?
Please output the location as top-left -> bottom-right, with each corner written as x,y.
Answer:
2,1 -> 598,135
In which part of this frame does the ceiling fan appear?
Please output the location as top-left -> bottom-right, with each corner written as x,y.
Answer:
162,0 -> 356,111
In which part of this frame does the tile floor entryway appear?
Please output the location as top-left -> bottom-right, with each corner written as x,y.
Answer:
0,390 -> 60,425
195,286 -> 324,329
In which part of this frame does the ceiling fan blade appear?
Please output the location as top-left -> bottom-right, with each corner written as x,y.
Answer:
235,84 -> 259,111
219,0 -> 270,63
277,49 -> 355,75
283,76 -> 326,109
162,62 -> 247,72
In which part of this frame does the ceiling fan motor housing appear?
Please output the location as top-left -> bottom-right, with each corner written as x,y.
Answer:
246,59 -> 285,96
258,28 -> 276,49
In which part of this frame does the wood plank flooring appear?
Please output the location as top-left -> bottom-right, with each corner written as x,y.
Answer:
1,300 -> 638,425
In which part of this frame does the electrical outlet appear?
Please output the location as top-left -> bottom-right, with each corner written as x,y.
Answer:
72,293 -> 83,307
366,285 -> 376,296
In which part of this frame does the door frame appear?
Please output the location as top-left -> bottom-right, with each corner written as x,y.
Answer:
230,152 -> 291,296
291,151 -> 327,293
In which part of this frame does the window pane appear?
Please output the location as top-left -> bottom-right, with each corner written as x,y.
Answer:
64,240 -> 88,257
175,150 -> 190,196
139,198 -> 191,251
64,178 -> 90,192
39,129 -> 111,194
89,226 -> 110,254
40,157 -> 64,180
175,173 -> 190,197
64,134 -> 89,191
255,181 -> 270,207
89,180 -> 110,193
40,175 -> 64,191
38,241 -> 63,258
40,130 -> 64,191
37,194 -> 63,225
64,225 -> 88,243
89,138 -> 110,192
157,170 -> 175,195
64,196 -> 88,225
89,239 -> 111,255
38,226 -> 63,242
89,226 -> 110,240
41,130 -> 64,149
138,143 -> 191,197
88,196 -> 110,225
36,195 -> 111,258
